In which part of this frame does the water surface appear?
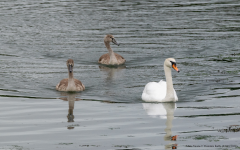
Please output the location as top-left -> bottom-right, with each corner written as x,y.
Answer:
0,0 -> 239,149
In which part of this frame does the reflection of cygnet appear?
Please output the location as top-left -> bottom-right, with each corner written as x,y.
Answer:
142,103 -> 177,119
99,65 -> 126,80
67,97 -> 75,122
58,93 -> 81,123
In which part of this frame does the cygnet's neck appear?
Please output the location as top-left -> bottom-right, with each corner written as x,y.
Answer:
67,71 -> 75,91
104,41 -> 118,65
68,71 -> 74,81
163,65 -> 175,102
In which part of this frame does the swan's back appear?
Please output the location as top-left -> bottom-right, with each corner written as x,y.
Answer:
56,78 -> 85,91
98,52 -> 125,65
56,78 -> 68,91
142,80 -> 178,102
73,79 -> 85,91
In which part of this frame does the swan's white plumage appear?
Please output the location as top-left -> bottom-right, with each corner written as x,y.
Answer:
141,58 -> 179,102
142,103 -> 177,119
142,103 -> 167,119
142,80 -> 178,102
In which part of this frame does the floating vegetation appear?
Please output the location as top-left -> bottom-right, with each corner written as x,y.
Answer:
215,95 -> 240,98
80,145 -> 100,147
181,135 -> 228,142
226,70 -> 240,75
218,70 -> 240,75
209,54 -> 240,62
181,62 -> 208,67
179,106 -> 233,109
59,143 -> 73,145
218,125 -> 240,133
182,56 -> 206,59
109,127 -> 120,130
114,145 -> 133,148
0,145 -> 30,150
67,124 -> 79,127
231,53 -> 240,56
186,72 -> 210,77
144,144 -> 153,146
213,87 -> 240,91
180,112 -> 240,118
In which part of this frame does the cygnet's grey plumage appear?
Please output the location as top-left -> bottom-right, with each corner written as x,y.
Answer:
98,34 -> 126,65
56,59 -> 85,92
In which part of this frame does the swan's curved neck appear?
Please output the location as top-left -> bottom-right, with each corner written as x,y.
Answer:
104,41 -> 118,65
164,65 -> 175,101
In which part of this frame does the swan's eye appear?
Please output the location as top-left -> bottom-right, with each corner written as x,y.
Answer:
170,61 -> 176,66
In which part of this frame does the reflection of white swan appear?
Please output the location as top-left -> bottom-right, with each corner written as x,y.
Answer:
142,103 -> 176,119
143,103 -> 178,149
143,103 -> 177,139
142,58 -> 179,102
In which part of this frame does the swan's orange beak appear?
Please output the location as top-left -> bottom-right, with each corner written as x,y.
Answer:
172,64 -> 180,73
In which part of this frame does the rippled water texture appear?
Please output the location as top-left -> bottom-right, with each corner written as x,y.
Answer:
0,0 -> 239,149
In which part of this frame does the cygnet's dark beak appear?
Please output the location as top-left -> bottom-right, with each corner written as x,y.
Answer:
69,64 -> 73,73
112,38 -> 120,46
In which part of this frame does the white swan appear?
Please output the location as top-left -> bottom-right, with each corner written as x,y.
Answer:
142,58 -> 180,102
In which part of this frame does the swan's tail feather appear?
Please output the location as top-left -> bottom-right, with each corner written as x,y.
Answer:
159,80 -> 164,83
